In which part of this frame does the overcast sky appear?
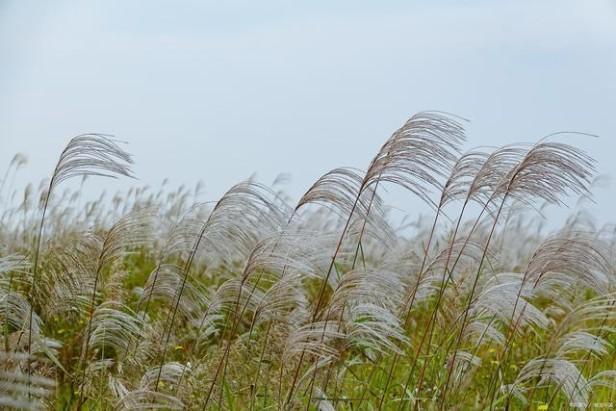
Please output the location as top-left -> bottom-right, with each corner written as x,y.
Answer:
1,1 -> 615,224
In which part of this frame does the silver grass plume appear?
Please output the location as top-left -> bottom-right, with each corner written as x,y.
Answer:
0,351 -> 55,410
27,134 -> 134,400
379,147 -> 499,408
482,232 -> 612,407
288,112 -> 466,407
364,111 -> 466,208
155,180 -> 291,397
442,138 -> 597,409
76,208 -> 152,406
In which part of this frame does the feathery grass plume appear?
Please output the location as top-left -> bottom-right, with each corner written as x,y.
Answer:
585,370 -> 616,392
296,167 -> 369,218
441,139 -> 596,409
528,232 -> 612,295
31,244 -> 91,323
1,119 -> 615,409
46,135 -> 134,188
508,358 -> 590,408
117,207 -> 205,368
378,146 -> 514,409
0,290 -> 40,351
396,148 -> 525,368
308,265 -> 411,407
283,321 -> 345,367
517,294 -> 616,408
190,226 -> 317,343
242,231 -> 332,410
399,149 -> 492,317
0,255 -> 28,351
0,153 -> 27,208
472,272 -> 549,330
75,208 -> 152,407
286,112 -> 466,407
312,387 -> 335,411
140,264 -> 205,324
88,303 -> 144,360
0,351 -> 55,410
78,303 -> 144,402
140,362 -> 190,391
25,134 -> 134,400
155,181 -> 290,399
320,135 -> 467,407
363,111 -> 466,208
557,331 -> 611,357
200,228 -> 332,409
295,167 -> 394,246
345,302 -> 409,355
195,167 -> 359,409
324,267 -> 409,357
462,318 -> 505,347
446,350 -> 482,387
137,209 -> 204,315
495,141 -> 595,207
481,232 -> 612,408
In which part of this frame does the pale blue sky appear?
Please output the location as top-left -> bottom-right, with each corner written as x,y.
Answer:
1,1 -> 615,223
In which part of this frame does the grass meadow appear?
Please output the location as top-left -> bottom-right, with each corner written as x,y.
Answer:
0,112 -> 615,410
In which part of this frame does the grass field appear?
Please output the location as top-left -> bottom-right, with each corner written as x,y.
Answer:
0,112 -> 615,410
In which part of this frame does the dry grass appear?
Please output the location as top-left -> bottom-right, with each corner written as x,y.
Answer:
0,112 -> 614,410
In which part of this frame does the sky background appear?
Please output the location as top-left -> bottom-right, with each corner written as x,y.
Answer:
1,0 -> 615,224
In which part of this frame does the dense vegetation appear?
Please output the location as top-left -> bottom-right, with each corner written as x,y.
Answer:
0,112 -> 615,410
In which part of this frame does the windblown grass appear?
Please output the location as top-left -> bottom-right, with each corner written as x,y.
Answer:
0,113 -> 615,410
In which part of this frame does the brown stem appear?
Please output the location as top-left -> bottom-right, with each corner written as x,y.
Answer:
439,197 -> 506,410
